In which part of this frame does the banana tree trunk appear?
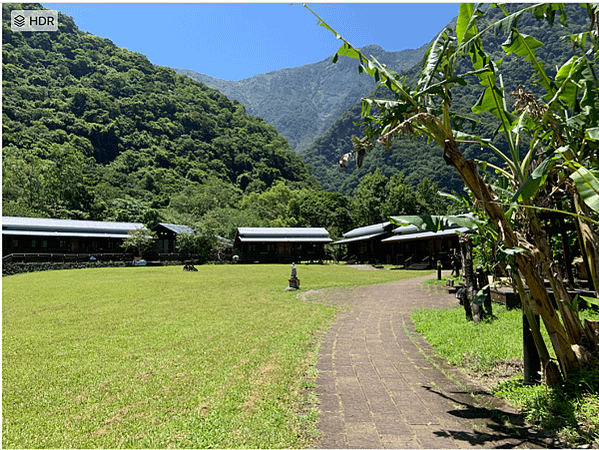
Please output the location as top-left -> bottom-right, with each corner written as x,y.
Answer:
443,138 -> 581,381
529,214 -> 586,347
572,188 -> 599,294
512,270 -> 552,367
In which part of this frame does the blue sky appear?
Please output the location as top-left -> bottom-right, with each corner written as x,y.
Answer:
42,3 -> 459,81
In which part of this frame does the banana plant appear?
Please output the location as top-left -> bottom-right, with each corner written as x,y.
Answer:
306,2 -> 599,381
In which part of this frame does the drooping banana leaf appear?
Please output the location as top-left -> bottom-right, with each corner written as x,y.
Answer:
571,166 -> 599,213
390,214 -> 481,232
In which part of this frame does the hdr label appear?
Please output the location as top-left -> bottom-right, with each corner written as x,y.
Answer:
11,10 -> 58,32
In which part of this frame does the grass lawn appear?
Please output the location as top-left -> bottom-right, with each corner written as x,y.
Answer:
2,264 -> 424,448
412,298 -> 599,446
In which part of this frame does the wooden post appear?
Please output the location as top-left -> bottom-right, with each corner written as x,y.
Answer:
460,234 -> 475,321
558,220 -> 575,285
523,314 -> 541,384
476,266 -> 492,317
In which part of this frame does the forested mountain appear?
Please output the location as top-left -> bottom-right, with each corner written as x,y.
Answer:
299,3 -> 592,194
4,3 -> 590,242
175,44 -> 429,153
2,3 -> 316,224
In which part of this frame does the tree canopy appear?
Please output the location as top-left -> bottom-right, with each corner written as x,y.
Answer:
2,3 -> 315,222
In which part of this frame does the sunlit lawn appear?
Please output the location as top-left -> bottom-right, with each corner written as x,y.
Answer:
3,264 -> 424,448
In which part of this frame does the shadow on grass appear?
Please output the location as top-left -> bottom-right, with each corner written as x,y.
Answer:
497,370 -> 599,446
421,385 -> 556,448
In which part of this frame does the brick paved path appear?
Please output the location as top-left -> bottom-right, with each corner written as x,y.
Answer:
313,273 -> 554,449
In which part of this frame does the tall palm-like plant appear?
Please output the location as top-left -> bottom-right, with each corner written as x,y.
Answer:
307,2 -> 599,382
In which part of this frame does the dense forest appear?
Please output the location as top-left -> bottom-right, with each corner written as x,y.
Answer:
299,3 -> 592,194
2,4 -> 310,223
1,3 -> 447,241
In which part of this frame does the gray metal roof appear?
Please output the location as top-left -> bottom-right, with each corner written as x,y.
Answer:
154,223 -> 195,234
342,222 -> 391,239
236,227 -> 331,243
2,230 -> 140,239
331,231 -> 386,246
2,217 -> 143,236
237,227 -> 330,237
390,224 -> 423,235
239,237 -> 333,243
381,227 -> 470,244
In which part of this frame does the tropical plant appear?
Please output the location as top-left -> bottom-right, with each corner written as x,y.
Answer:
121,227 -> 157,258
307,2 -> 599,383
175,223 -> 216,264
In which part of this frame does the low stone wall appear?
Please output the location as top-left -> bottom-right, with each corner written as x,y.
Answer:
2,259 -> 217,276
2,260 -> 128,276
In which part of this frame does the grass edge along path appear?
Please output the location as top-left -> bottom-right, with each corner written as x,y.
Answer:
411,294 -> 599,448
2,264 -> 426,448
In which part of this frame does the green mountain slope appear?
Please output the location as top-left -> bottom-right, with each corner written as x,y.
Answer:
299,3 -> 592,194
175,44 -> 429,153
2,3 -> 315,221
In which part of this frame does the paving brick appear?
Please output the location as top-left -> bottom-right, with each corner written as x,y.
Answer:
336,377 -> 361,390
404,411 -> 440,425
360,385 -> 389,398
334,366 -> 356,377
318,393 -> 341,413
372,413 -> 413,435
342,405 -> 373,423
346,422 -> 382,448
379,435 -> 419,449
367,398 -> 399,414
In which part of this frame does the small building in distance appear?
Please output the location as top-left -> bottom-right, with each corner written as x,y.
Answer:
151,223 -> 195,254
331,222 -> 395,264
2,216 -> 143,260
234,227 -> 332,263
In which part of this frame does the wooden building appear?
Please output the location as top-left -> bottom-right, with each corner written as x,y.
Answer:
151,223 -> 195,254
234,227 -> 332,263
381,224 -> 469,269
2,216 -> 143,260
331,222 -> 395,264
332,219 -> 470,268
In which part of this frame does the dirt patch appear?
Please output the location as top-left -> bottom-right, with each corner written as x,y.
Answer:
297,289 -> 324,302
27,302 -> 69,316
467,357 -> 524,391
297,286 -> 363,309
345,264 -> 383,271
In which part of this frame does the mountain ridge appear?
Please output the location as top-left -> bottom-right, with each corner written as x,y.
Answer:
174,43 -> 430,153
298,3 -> 592,194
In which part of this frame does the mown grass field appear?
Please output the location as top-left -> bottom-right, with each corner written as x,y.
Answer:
2,264 -> 424,449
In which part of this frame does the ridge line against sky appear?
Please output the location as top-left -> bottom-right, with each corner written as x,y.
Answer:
41,2 -> 460,81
